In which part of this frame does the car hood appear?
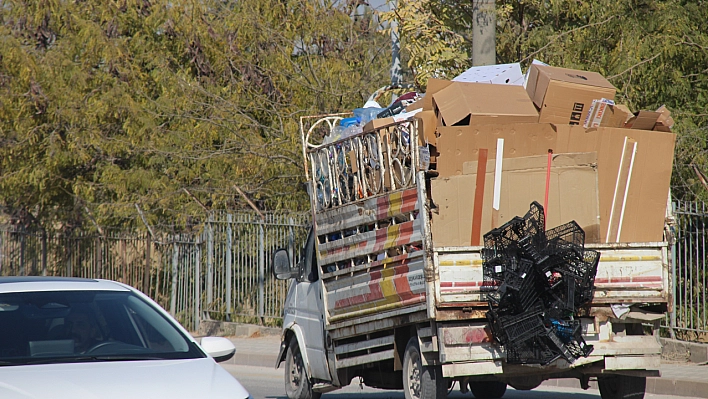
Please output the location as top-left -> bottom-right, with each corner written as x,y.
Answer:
0,358 -> 250,399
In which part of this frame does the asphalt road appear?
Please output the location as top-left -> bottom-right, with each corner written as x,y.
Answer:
221,363 -> 690,399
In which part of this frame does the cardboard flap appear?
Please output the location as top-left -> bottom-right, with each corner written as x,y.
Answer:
433,82 -> 538,126
627,111 -> 661,130
422,78 -> 454,111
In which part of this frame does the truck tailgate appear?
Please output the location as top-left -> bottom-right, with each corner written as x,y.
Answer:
436,242 -> 669,307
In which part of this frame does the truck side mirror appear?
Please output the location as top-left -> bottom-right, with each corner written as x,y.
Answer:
272,248 -> 298,280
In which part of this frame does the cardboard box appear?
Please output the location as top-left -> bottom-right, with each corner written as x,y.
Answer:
452,63 -> 525,86
435,123 -> 558,177
583,99 -> 633,128
526,65 -> 616,125
654,105 -> 674,132
434,123 -> 676,242
433,82 -> 539,126
362,117 -> 396,133
430,152 -> 601,246
555,126 -> 676,243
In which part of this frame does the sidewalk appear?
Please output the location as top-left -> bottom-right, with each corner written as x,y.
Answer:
221,331 -> 708,398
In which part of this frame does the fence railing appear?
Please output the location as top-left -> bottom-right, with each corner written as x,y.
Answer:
669,200 -> 708,342
0,212 -> 309,331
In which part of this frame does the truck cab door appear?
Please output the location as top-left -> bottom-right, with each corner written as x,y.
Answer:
290,228 -> 330,381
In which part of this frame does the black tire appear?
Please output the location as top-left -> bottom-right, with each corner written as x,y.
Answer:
284,339 -> 322,399
598,375 -> 646,399
469,381 -> 507,399
402,337 -> 447,399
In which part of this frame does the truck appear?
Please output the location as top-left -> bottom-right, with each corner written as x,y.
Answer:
271,111 -> 670,399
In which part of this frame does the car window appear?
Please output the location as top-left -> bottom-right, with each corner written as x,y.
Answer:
0,290 -> 204,365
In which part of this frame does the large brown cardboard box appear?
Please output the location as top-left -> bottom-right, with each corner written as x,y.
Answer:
433,82 -> 539,126
555,126 -> 676,243
435,123 -> 557,177
430,153 -> 601,247
526,65 -> 616,125
434,124 -> 676,243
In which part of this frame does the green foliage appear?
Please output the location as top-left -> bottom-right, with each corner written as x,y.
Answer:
0,0 -> 390,230
387,0 -> 708,202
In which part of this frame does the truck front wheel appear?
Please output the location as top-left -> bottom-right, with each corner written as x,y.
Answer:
402,337 -> 447,399
285,339 -> 322,399
598,375 -> 646,399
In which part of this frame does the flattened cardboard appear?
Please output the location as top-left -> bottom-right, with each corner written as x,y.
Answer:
526,65 -> 616,125
431,152 -> 601,247
433,82 -> 538,126
435,123 -> 558,177
555,126 -> 676,243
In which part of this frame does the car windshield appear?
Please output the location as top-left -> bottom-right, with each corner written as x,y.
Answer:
0,290 -> 205,365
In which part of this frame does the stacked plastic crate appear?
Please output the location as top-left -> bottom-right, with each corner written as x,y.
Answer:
483,202 -> 599,365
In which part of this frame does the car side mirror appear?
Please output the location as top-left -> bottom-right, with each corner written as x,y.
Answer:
200,337 -> 236,363
272,249 -> 298,280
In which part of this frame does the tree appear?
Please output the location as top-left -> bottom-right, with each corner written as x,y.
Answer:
0,0 -> 390,230
384,0 -> 708,201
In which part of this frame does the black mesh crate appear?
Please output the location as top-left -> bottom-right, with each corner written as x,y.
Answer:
543,220 -> 585,250
496,259 -> 542,313
505,336 -> 561,365
487,302 -> 546,345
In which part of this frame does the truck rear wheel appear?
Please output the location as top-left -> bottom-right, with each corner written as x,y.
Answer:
468,381 -> 507,398
403,337 -> 447,399
285,339 -> 322,399
598,375 -> 646,399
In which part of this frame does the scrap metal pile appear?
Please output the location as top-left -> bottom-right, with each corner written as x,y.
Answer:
483,202 -> 600,365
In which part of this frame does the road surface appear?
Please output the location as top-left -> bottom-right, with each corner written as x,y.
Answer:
221,363 -> 691,399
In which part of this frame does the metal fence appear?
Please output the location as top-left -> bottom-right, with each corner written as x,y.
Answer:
2,201 -> 708,342
669,200 -> 708,342
0,212 -> 310,331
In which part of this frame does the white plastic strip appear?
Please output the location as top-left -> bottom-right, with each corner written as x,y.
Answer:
606,137 -> 629,243
616,141 -> 637,242
493,138 -> 504,210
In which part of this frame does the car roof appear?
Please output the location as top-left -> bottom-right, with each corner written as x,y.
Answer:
0,277 -> 132,294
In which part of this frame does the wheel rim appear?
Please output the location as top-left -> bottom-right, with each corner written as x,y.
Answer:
288,347 -> 303,391
405,349 -> 422,399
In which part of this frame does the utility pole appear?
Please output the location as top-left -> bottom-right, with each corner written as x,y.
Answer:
390,0 -> 402,86
472,0 -> 496,66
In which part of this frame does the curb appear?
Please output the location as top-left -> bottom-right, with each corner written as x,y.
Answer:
661,337 -> 708,364
196,320 -> 281,338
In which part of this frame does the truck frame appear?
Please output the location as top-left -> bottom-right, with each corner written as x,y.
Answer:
272,115 -> 668,399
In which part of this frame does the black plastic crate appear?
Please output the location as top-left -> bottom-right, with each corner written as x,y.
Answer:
505,336 -> 561,365
487,302 -> 546,345
543,220 -> 585,250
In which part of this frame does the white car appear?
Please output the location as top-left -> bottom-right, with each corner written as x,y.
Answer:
0,276 -> 252,399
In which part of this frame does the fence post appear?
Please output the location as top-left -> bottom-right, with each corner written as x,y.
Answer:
144,233 -> 151,295
226,214 -> 232,322
170,235 -> 179,316
258,218 -> 265,322
194,236 -> 201,332
41,230 -> 47,276
206,214 -> 214,317
19,229 -> 25,276
670,201 -> 677,339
